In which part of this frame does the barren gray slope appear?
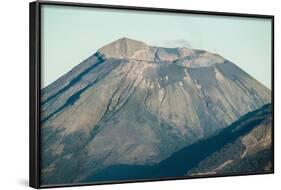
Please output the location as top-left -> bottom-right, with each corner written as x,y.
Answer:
41,38 -> 271,184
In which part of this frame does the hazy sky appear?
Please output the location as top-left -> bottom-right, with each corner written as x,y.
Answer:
41,5 -> 272,89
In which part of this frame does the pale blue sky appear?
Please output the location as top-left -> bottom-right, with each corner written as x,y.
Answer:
41,5 -> 272,89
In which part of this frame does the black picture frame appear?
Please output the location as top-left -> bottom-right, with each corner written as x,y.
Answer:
29,1 -> 274,188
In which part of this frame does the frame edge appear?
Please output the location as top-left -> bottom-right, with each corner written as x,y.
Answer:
38,0 -> 274,18
29,1 -> 40,189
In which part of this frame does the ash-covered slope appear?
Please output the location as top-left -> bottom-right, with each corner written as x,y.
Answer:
84,104 -> 272,182
41,38 -> 271,184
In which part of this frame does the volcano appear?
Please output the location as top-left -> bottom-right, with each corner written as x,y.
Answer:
40,38 -> 271,185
